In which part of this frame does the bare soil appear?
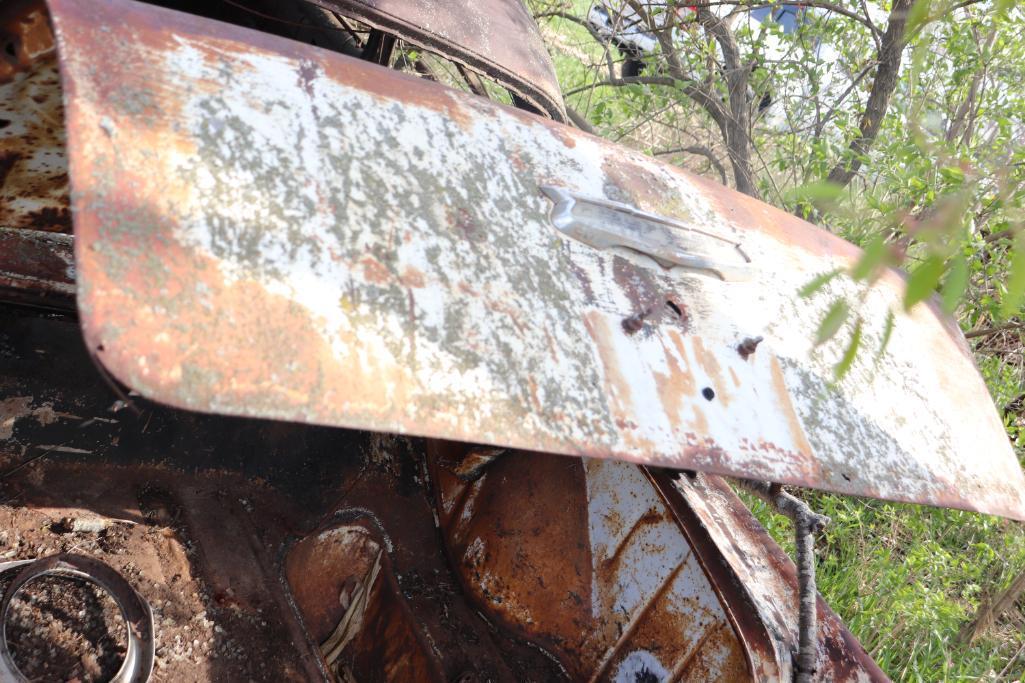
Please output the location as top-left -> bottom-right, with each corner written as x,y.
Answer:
0,505 -> 291,682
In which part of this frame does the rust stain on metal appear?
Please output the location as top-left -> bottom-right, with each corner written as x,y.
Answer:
429,446 -> 751,681
620,306 -> 653,335
0,226 -> 75,306
285,523 -> 445,681
48,0 -> 1025,519
0,0 -> 70,234
0,0 -> 55,83
737,336 -> 763,360
308,0 -> 565,121
767,355 -> 817,471
691,336 -> 732,408
659,470 -> 890,681
451,445 -> 505,481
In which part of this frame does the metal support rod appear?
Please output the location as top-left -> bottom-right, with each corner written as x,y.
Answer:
735,480 -> 829,682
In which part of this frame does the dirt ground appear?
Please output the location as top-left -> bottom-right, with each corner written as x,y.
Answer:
0,504 -> 294,682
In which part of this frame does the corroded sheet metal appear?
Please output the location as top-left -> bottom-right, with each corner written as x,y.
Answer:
429,446 -> 752,680
308,0 -> 566,120
0,227 -> 75,307
660,471 -> 890,681
285,523 -> 445,681
0,0 -> 71,233
51,0 -> 1025,518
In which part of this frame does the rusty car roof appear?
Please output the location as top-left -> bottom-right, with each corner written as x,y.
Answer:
47,0 -> 1025,519
305,0 -> 566,120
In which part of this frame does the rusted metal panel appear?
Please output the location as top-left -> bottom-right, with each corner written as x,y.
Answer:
429,445 -> 753,681
659,470 -> 890,681
0,309 -> 567,681
285,523 -> 445,682
0,227 -> 75,307
0,0 -> 71,234
307,0 -> 566,120
50,0 -> 1025,519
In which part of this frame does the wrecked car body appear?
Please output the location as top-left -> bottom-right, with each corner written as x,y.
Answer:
1,0 -> 1023,680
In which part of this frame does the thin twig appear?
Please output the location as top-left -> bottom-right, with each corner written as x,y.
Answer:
965,323 -> 1024,340
735,479 -> 829,682
0,442 -> 69,482
566,106 -> 597,134
654,145 -> 728,184
997,639 -> 1025,680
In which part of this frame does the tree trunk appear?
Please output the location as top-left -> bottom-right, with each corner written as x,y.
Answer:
825,0 -> 914,188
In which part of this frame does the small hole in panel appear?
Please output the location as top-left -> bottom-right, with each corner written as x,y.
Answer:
665,300 -> 682,318
701,387 -> 715,401
4,42 -> 16,58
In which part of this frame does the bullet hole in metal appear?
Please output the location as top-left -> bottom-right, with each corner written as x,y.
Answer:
665,300 -> 683,318
841,473 -> 851,481
702,387 -> 715,401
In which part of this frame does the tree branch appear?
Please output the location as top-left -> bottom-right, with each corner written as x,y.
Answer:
946,25 -> 996,145
813,59 -> 878,140
964,322 -> 1024,339
958,568 -> 1025,645
825,0 -> 914,189
694,4 -> 759,197
565,105 -> 596,134
655,145 -> 729,184
735,480 -> 829,683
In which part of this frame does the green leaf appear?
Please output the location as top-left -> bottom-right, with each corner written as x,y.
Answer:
877,309 -> 896,359
1000,236 -> 1025,319
940,254 -> 969,314
816,299 -> 849,346
784,180 -> 844,205
834,318 -> 864,379
906,0 -> 933,37
799,268 -> 843,298
851,235 -> 887,281
939,166 -> 965,185
903,254 -> 946,310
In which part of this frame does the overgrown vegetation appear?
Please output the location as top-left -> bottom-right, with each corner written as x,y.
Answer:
530,0 -> 1025,679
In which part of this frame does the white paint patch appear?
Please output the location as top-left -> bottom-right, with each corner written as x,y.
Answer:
58,4 -> 1025,516
612,650 -> 669,683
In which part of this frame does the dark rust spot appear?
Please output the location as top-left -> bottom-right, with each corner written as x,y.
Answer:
27,205 -> 71,231
449,206 -> 477,238
736,336 -> 763,360
621,306 -> 653,335
0,150 -> 20,187
360,255 -> 392,284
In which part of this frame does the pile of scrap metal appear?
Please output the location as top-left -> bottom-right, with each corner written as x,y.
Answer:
1,0 -> 1023,680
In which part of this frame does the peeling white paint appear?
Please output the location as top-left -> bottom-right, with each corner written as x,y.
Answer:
54,0 -> 1025,518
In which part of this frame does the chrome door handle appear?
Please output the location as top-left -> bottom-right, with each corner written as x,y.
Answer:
541,185 -> 751,281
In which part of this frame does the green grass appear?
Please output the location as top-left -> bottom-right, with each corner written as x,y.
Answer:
740,487 -> 1025,680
